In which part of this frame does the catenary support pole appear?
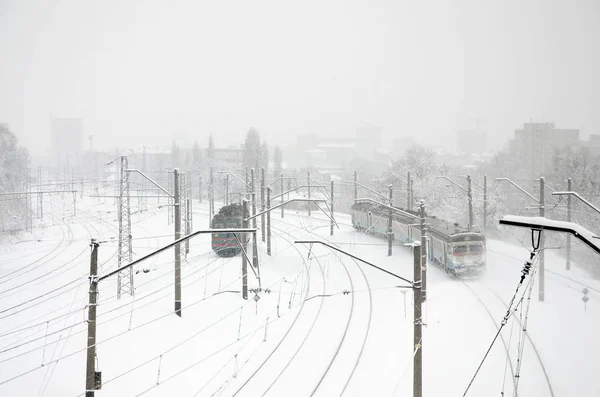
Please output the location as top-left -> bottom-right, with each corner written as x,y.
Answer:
411,177 -> 415,212
252,226 -> 260,288
539,176 -> 545,301
388,185 -> 393,256
413,243 -> 423,397
330,180 -> 334,236
308,170 -> 311,217
85,240 -> 99,397
280,173 -> 284,218
483,174 -> 487,232
226,174 -> 229,205
467,174 -> 473,231
419,200 -> 427,301
174,169 -> 182,316
267,187 -> 272,256
251,168 -> 256,228
242,200 -> 249,300
185,198 -> 191,255
210,166 -> 214,214
208,170 -> 212,228
261,168 -> 265,243
199,175 -> 202,203
354,170 -> 358,201
567,177 -> 572,271
407,171 -> 412,211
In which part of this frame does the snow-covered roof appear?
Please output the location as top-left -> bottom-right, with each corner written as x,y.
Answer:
500,215 -> 600,254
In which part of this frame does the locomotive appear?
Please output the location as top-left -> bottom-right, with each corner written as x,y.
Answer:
211,203 -> 243,257
350,200 -> 486,276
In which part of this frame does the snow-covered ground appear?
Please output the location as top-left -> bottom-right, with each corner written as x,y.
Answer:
1,194 -> 599,396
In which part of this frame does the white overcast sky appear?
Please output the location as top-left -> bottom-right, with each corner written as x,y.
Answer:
1,0 -> 599,155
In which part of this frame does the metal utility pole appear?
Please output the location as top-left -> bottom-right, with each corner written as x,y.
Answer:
225,174 -> 229,205
566,178 -> 572,271
38,192 -> 43,219
210,166 -> 214,215
199,175 -> 202,203
252,218 -> 260,284
73,191 -> 77,218
308,170 -> 311,217
117,156 -> 133,298
242,200 -> 249,300
174,169 -> 182,316
407,171 -> 412,211
280,173 -> 284,218
467,174 -> 473,231
261,168 -> 266,243
354,170 -> 358,200
330,180 -> 334,236
208,168 -> 213,227
141,146 -> 147,211
419,201 -> 427,301
410,177 -> 415,212
496,176 -> 547,301
388,185 -> 393,256
185,198 -> 191,255
267,187 -> 272,255
413,243 -> 423,397
483,175 -> 488,232
251,168 -> 256,228
85,240 -> 100,396
539,176 -> 545,302
37,166 -> 43,219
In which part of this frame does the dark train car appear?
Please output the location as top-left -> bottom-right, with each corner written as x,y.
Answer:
211,203 -> 243,257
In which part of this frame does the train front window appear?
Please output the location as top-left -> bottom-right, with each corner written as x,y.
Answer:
453,245 -> 468,254
470,244 -> 484,253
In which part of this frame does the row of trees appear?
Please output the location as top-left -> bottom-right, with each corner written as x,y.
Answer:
0,124 -> 29,193
170,129 -> 283,178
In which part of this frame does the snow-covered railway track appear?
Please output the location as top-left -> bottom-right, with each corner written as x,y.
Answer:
270,216 -> 374,397
459,280 -> 517,391
229,223 -> 325,396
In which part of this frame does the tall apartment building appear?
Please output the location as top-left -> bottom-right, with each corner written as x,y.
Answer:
508,122 -> 579,178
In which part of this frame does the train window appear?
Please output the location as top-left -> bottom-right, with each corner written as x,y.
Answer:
470,244 -> 484,253
453,245 -> 468,254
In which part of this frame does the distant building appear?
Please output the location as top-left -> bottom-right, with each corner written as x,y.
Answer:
51,117 -> 83,168
211,147 -> 244,168
508,122 -> 579,178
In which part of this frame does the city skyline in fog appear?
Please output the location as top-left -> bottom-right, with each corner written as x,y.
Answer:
1,0 -> 599,155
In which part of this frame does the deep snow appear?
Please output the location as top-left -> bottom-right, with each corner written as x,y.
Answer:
1,194 -> 599,396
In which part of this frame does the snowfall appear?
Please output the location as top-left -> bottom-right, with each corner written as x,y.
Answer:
1,193 -> 599,397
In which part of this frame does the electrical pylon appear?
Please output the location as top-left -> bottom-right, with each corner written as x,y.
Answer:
117,156 -> 134,298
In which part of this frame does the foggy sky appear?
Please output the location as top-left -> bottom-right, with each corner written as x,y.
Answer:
1,0 -> 599,155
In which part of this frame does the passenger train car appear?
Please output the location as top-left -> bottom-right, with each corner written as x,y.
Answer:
211,203 -> 243,257
350,201 -> 486,276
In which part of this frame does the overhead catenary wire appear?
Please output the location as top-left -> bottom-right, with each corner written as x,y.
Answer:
462,251 -> 540,396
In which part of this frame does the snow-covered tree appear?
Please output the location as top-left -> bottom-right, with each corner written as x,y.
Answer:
273,145 -> 282,178
0,124 -> 29,193
260,140 -> 268,174
242,128 -> 261,170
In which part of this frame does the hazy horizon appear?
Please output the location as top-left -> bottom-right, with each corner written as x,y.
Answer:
1,0 -> 599,156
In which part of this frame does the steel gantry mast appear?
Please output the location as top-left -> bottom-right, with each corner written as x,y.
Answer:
117,156 -> 134,298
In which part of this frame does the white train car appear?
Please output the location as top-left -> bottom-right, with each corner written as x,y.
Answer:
351,201 -> 486,276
